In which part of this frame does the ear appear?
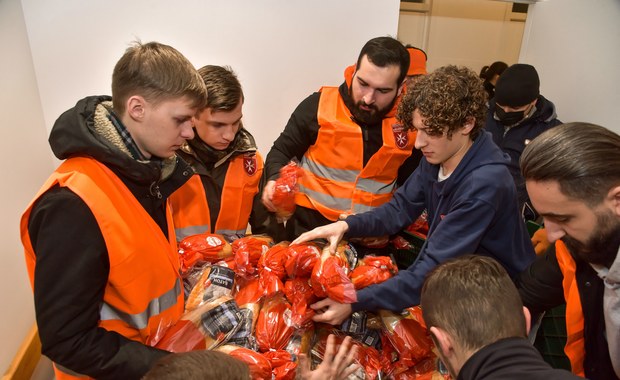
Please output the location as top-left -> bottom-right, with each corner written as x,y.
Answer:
126,95 -> 146,122
523,306 -> 532,336
461,116 -> 475,135
607,185 -> 620,217
429,326 -> 454,358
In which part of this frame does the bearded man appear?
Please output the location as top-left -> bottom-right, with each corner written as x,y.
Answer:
261,36 -> 422,240
517,122 -> 620,380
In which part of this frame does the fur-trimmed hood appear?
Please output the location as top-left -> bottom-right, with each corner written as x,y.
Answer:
49,96 -> 181,186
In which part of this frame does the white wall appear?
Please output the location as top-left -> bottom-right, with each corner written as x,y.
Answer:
520,0 -> 620,133
20,0 -> 401,156
0,0 -> 55,373
2,0 -> 400,372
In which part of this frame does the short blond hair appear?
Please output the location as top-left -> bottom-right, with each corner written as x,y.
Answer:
111,41 -> 207,114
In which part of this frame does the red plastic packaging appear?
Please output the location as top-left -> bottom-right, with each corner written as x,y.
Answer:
178,233 -> 232,274
255,294 -> 295,352
283,277 -> 317,328
405,210 -> 429,239
258,242 -> 290,296
379,307 -> 433,367
272,161 -> 303,221
285,242 -> 321,279
155,295 -> 242,352
350,255 -> 398,289
217,344 -> 272,380
310,245 -> 356,303
264,350 -> 297,380
232,235 -> 273,277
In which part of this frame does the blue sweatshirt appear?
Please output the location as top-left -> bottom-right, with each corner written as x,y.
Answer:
346,131 -> 536,312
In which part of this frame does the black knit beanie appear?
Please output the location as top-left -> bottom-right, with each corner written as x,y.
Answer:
494,64 -> 540,107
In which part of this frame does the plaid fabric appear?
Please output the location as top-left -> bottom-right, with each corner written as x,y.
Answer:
226,307 -> 259,350
200,299 -> 242,339
105,106 -> 147,160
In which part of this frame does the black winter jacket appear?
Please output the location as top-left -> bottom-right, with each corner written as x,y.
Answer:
27,96 -> 191,379
485,95 -> 562,219
458,337 -> 583,380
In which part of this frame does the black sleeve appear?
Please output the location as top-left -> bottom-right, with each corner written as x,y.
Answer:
264,92 -> 321,180
396,148 -> 423,186
515,244 -> 567,314
29,186 -> 170,380
248,171 -> 287,242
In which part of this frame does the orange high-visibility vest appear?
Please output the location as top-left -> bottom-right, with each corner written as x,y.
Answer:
555,240 -> 586,377
20,157 -> 183,380
296,86 -> 415,221
169,152 -> 263,240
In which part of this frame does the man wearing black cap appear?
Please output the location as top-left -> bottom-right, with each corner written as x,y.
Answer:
485,63 -> 562,222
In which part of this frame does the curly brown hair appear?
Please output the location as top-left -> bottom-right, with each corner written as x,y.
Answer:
397,65 -> 486,139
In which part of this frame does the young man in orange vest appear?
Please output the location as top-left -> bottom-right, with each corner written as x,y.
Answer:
20,42 -> 208,379
261,36 -> 422,241
169,65 -> 283,242
421,255 -> 582,380
517,123 -> 620,380
293,65 -> 534,324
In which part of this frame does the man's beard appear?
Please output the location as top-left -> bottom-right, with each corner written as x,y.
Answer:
562,210 -> 620,268
350,98 -> 394,125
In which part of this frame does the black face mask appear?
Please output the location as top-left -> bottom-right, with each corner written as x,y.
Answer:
495,105 -> 525,126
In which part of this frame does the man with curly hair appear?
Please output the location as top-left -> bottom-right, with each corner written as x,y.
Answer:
293,65 -> 535,324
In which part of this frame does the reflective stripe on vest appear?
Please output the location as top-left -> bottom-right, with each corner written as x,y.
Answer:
296,86 -> 415,221
555,240 -> 586,377
100,278 -> 182,330
170,152 -> 262,240
20,157 -> 183,380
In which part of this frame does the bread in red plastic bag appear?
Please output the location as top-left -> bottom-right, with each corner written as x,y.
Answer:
185,264 -> 236,311
310,243 -> 356,303
178,233 -> 232,274
285,242 -> 321,279
258,242 -> 289,296
350,255 -> 398,290
272,161 -> 303,222
283,277 -> 317,328
379,307 -> 433,367
255,293 -> 295,352
155,295 -> 242,352
232,235 -> 273,277
264,350 -> 297,380
217,344 -> 272,380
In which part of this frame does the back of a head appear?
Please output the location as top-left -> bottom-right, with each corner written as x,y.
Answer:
521,122 -> 620,206
480,61 -> 508,81
142,350 -> 250,380
420,255 -> 526,353
356,36 -> 410,85
112,41 -> 207,115
396,65 -> 486,139
198,65 -> 244,112
494,63 -> 539,107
